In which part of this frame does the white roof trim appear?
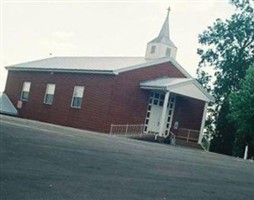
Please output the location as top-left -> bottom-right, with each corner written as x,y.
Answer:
191,80 -> 215,102
140,77 -> 214,102
113,57 -> 164,74
169,58 -> 192,78
115,57 -> 192,78
6,67 -> 116,75
168,80 -> 214,102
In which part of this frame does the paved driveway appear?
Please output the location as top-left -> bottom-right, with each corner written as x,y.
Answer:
0,115 -> 254,200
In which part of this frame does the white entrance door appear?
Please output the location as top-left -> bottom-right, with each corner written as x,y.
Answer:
144,91 -> 176,136
147,103 -> 163,133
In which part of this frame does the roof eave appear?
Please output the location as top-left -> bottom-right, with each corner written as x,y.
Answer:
140,85 -> 168,91
192,80 -> 215,102
6,67 -> 117,75
113,57 -> 171,74
168,79 -> 215,102
168,58 -> 192,78
164,78 -> 194,89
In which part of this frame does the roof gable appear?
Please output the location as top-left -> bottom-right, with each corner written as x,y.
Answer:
140,77 -> 214,102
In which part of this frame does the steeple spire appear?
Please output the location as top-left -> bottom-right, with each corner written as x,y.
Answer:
158,6 -> 170,38
145,7 -> 177,60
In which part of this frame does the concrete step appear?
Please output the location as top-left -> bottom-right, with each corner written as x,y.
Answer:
129,134 -> 155,142
129,135 -> 203,150
175,139 -> 203,150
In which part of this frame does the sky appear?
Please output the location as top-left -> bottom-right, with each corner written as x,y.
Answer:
0,0 -> 235,92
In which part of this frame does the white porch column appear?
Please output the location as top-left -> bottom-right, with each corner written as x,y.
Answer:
198,102 -> 208,144
158,91 -> 170,137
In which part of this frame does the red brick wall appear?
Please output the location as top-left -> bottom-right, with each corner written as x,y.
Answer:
5,61 -> 187,133
5,71 -> 115,132
108,62 -> 186,126
170,96 -> 205,140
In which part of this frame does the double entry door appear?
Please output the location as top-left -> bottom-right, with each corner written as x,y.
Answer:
144,91 -> 175,136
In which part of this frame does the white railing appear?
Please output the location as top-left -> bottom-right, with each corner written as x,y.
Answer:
177,128 -> 200,143
110,124 -> 145,136
169,131 -> 176,145
200,135 -> 211,151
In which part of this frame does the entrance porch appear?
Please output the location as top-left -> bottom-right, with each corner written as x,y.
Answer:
140,77 -> 214,144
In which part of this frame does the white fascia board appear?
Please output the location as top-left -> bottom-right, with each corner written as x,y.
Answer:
6,67 -> 117,75
140,85 -> 168,91
113,57 -> 171,74
114,57 -> 192,78
170,85 -> 210,102
167,80 -> 214,102
165,78 -> 194,89
169,58 -> 192,78
192,80 -> 215,102
141,78 -> 214,102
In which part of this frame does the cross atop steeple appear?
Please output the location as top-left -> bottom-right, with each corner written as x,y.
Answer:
167,6 -> 171,14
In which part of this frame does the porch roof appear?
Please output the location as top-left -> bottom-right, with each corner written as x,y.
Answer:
140,77 -> 214,102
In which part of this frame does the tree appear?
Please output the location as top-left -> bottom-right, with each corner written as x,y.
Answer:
229,63 -> 254,158
209,100 -> 236,155
197,0 -> 254,155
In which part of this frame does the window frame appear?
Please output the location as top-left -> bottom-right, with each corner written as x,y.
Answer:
166,48 -> 171,57
20,82 -> 31,101
150,45 -> 156,54
71,86 -> 85,109
44,83 -> 56,105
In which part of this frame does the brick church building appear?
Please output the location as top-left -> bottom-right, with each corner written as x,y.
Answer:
3,9 -> 214,144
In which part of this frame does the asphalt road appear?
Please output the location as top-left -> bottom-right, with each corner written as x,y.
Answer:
0,116 -> 254,200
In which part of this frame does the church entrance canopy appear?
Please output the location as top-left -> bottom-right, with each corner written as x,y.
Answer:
140,77 -> 214,102
140,77 -> 214,142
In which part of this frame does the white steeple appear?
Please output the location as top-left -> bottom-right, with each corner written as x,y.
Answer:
145,7 -> 177,60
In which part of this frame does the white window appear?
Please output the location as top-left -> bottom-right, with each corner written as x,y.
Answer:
166,48 -> 171,57
20,82 -> 31,101
71,86 -> 84,108
44,84 -> 56,105
151,45 -> 156,54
